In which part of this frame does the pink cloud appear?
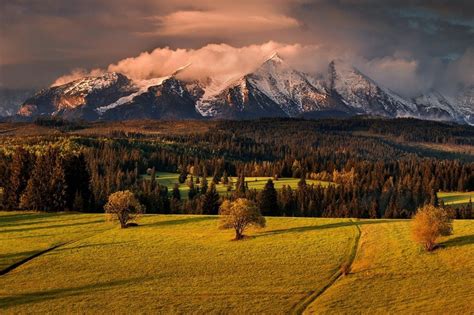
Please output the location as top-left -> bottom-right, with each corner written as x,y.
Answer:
141,10 -> 300,37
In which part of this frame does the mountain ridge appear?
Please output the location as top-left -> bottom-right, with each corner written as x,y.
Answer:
10,55 -> 473,124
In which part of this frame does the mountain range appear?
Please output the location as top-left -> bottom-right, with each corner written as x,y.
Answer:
5,54 -> 474,124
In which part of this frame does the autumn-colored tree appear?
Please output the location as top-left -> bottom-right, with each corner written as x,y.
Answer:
104,190 -> 144,228
411,204 -> 453,251
219,198 -> 266,240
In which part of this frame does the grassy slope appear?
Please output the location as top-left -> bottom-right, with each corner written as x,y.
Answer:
0,213 -> 356,313
438,191 -> 474,205
0,212 -> 111,271
149,172 -> 332,199
306,220 -> 474,314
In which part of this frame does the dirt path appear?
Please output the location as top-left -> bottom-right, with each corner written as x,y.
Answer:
291,220 -> 362,315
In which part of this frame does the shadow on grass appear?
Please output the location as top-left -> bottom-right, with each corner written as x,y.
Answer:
54,241 -> 134,252
0,213 -> 60,225
441,234 -> 474,248
0,216 -> 100,229
0,220 -> 105,233
144,216 -> 217,228
255,219 -> 403,238
0,277 -> 149,309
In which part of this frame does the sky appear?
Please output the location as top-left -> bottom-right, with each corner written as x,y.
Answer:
0,0 -> 473,97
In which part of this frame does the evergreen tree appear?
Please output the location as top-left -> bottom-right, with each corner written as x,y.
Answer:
178,167 -> 187,184
222,171 -> 229,185
188,181 -> 197,199
200,175 -> 208,195
172,183 -> 181,201
258,179 -> 279,216
4,148 -> 32,209
50,157 -> 67,211
201,183 -> 220,214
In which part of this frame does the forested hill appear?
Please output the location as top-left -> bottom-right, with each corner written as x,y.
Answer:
0,117 -> 472,219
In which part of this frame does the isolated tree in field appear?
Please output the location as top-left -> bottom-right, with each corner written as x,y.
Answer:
105,190 -> 144,228
411,204 -> 453,251
219,198 -> 266,240
258,179 -> 278,216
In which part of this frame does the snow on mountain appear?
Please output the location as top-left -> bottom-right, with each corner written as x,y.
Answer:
452,85 -> 474,125
61,72 -> 123,95
413,91 -> 462,122
18,72 -> 135,119
195,53 -> 338,118
330,60 -> 417,117
95,76 -> 169,115
13,55 -> 473,124
247,53 -> 332,116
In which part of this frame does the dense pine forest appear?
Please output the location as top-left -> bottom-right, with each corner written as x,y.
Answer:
0,117 -> 472,219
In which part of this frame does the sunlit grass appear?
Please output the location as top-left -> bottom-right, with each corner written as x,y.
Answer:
306,220 -> 474,314
438,191 -> 474,205
146,171 -> 332,199
0,213 -> 355,313
0,211 -> 111,271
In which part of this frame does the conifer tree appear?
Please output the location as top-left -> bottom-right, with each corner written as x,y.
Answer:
4,148 -> 32,210
201,183 -> 220,214
258,179 -> 279,216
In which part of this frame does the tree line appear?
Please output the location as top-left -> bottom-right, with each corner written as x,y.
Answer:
0,118 -> 472,218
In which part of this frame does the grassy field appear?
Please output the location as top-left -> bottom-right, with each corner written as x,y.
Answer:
438,191 -> 474,205
0,212 -> 356,313
1,212 -> 473,314
0,212 -> 111,271
145,172 -> 333,199
306,219 -> 474,314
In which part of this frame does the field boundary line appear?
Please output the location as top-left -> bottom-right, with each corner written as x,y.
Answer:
291,220 -> 362,315
0,227 -> 113,276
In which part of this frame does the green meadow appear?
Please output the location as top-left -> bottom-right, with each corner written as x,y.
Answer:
145,172 -> 333,199
438,191 -> 474,206
1,212 -> 473,314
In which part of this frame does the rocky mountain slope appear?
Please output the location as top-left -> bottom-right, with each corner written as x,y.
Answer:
12,55 -> 473,124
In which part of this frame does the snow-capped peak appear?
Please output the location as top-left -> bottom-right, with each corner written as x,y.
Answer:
62,72 -> 123,95
173,63 -> 192,76
265,52 -> 284,64
95,76 -> 169,115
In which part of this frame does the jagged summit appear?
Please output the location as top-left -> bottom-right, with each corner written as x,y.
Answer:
12,58 -> 473,123
265,52 -> 284,64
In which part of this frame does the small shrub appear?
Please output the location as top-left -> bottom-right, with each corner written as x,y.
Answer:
411,204 -> 453,251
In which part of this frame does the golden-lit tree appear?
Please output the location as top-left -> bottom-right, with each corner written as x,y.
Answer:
411,204 -> 453,251
219,198 -> 266,240
105,190 -> 144,228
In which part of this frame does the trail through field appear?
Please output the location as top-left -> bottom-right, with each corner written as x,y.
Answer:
305,220 -> 474,314
292,220 -> 361,314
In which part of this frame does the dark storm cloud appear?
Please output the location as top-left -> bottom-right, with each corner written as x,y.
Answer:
0,0 -> 472,96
